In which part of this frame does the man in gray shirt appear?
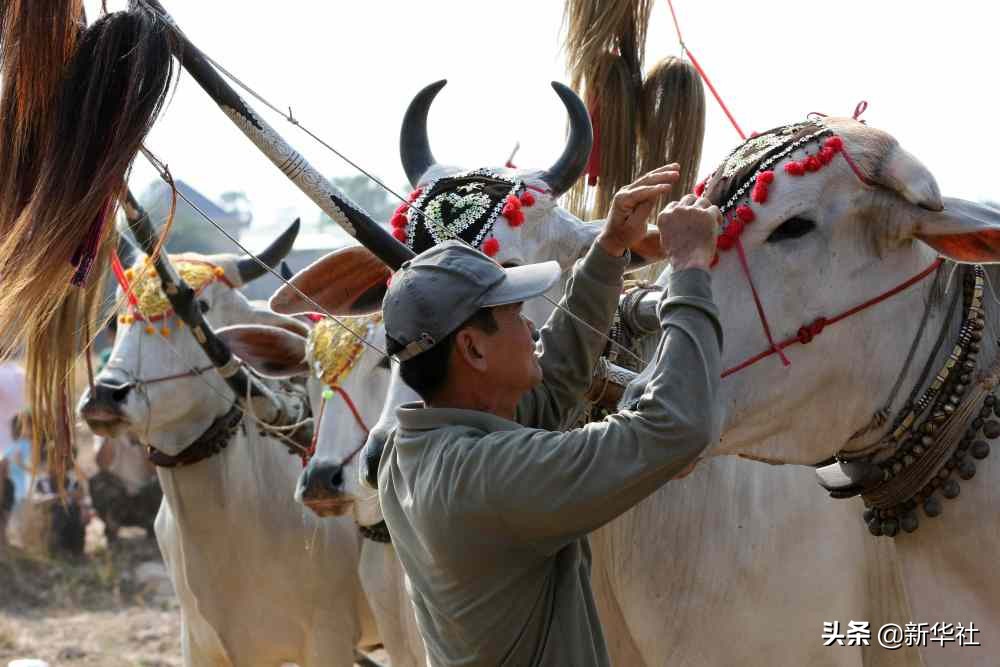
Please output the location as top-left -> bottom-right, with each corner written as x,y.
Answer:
379,165 -> 722,666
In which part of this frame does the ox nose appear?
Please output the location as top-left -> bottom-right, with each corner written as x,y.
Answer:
94,380 -> 133,404
298,458 -> 345,500
80,371 -> 135,424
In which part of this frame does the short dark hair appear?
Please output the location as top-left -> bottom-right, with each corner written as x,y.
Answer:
388,308 -> 499,402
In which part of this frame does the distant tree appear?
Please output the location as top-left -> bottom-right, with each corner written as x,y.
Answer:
319,174 -> 397,229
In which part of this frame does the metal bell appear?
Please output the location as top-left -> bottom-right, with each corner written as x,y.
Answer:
958,459 -> 976,480
971,440 -> 990,459
900,512 -> 919,533
941,479 -> 961,499
923,495 -> 942,517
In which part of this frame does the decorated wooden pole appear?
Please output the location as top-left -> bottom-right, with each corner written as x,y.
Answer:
139,0 -> 415,272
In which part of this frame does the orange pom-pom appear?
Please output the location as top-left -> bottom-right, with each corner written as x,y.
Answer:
481,238 -> 500,256
213,266 -> 226,277
145,325 -> 156,335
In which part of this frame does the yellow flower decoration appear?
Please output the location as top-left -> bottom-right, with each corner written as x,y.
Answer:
126,259 -> 226,321
307,313 -> 383,388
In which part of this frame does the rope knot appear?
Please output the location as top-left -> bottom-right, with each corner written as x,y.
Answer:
797,317 -> 828,344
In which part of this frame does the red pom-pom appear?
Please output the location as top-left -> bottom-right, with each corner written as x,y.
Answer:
506,194 -> 522,209
784,161 -> 805,176
818,146 -> 835,165
751,183 -> 768,204
519,191 -> 536,207
804,155 -> 821,172
407,188 -> 423,202
717,234 -> 734,251
758,170 -> 775,185
391,227 -> 408,242
306,313 -> 324,322
394,202 -> 408,216
505,209 -> 525,227
481,237 -> 500,256
728,219 -> 744,237
694,179 -> 707,196
710,252 -> 720,268
390,213 -> 408,229
735,204 -> 755,224
824,136 -> 843,152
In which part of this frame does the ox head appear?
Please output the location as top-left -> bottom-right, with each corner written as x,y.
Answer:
391,80 -> 662,323
674,117 -> 1000,466
78,221 -> 304,456
216,284 -> 395,520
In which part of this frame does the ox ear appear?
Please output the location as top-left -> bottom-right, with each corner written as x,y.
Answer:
270,246 -> 391,317
574,222 -> 665,271
910,197 -> 1000,263
216,324 -> 309,378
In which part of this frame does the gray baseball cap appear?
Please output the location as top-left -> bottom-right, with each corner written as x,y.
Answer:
383,240 -> 560,361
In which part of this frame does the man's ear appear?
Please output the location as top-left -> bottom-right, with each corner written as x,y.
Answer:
453,329 -> 488,372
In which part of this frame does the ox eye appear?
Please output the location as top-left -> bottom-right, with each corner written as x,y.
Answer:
766,216 -> 816,243
198,300 -> 210,313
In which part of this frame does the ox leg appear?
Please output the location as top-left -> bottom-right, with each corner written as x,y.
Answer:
300,605 -> 361,667
359,540 -> 425,667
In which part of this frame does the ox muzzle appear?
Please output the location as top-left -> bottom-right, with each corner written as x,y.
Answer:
296,457 -> 353,517
79,369 -> 135,436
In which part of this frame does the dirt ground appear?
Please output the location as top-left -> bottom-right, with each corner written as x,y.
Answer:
0,523 -> 183,667
0,428 -> 388,667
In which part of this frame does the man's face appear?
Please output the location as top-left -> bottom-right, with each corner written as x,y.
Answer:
476,302 -> 541,396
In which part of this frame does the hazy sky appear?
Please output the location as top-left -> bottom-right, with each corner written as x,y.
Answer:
91,1 -> 1000,249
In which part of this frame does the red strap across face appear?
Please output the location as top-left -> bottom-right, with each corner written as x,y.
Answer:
722,257 -> 943,377
300,386 -> 370,468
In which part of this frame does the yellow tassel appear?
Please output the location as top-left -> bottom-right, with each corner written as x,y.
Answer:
124,315 -> 135,325
147,268 -> 157,277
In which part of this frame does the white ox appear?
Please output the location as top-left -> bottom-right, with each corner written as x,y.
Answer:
78,225 -> 379,667
665,116 -> 999,667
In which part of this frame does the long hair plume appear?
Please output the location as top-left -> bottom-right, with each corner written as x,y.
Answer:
0,5 -> 175,480
0,1 -> 85,236
638,56 -> 705,211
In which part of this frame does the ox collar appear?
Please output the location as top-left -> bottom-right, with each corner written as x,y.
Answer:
816,264 -> 996,537
359,520 -> 391,543
147,403 -> 243,468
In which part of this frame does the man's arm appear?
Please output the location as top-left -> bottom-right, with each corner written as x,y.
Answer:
467,268 -> 722,553
515,243 -> 626,430
516,164 -> 682,430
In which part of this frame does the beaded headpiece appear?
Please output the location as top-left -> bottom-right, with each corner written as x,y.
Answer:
695,119 -> 846,263
389,168 -> 537,257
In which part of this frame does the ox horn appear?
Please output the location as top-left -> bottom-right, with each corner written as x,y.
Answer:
540,82 -> 593,197
872,144 -> 943,212
236,218 -> 300,284
399,79 -> 447,188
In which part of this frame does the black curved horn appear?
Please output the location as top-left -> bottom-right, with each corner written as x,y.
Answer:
237,218 -> 300,284
400,79 -> 447,188
540,82 -> 593,197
